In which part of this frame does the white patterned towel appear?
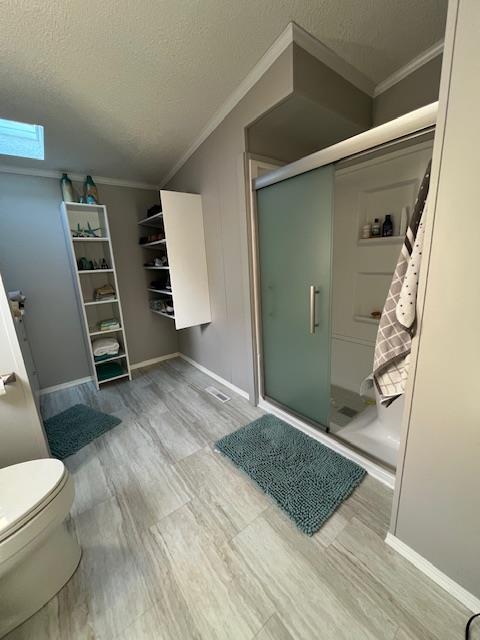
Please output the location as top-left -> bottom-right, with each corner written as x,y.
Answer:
373,161 -> 431,406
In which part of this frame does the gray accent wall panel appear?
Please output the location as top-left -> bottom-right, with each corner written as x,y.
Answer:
373,56 -> 443,126
0,174 -> 91,387
393,1 -> 480,599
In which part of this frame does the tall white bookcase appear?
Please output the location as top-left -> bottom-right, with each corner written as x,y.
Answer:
61,202 -> 132,390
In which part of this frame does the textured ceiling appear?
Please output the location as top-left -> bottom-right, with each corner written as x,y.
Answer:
0,0 -> 447,183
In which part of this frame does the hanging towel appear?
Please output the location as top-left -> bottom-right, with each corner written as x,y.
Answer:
372,161 -> 431,406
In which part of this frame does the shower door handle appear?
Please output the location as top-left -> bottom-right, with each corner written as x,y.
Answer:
309,286 -> 319,334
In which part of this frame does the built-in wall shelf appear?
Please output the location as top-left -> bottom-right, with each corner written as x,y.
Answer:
358,236 -> 403,246
62,201 -> 132,390
151,309 -> 175,320
140,190 -> 211,330
144,266 -> 169,270
141,239 -> 167,248
137,212 -> 164,227
353,314 -> 380,325
147,288 -> 172,295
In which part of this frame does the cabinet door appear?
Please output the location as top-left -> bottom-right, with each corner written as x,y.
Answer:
257,166 -> 333,428
161,191 -> 211,330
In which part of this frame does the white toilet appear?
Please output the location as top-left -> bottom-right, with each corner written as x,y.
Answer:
0,459 -> 81,637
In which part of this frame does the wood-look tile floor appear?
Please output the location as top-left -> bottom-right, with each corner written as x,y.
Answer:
6,358 -> 469,640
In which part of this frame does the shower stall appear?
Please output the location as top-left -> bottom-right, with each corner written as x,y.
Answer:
251,103 -> 437,473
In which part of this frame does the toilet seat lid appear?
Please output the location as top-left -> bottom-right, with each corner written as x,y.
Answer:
0,459 -> 66,541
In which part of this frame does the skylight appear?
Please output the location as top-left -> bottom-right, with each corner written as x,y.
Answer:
0,118 -> 44,160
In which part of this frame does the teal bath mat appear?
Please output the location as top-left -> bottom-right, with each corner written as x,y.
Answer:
216,414 -> 366,535
44,403 -> 121,459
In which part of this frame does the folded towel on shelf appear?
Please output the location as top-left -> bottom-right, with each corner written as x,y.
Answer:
92,337 -> 120,357
96,361 -> 125,381
94,283 -> 116,301
94,353 -> 116,362
97,318 -> 120,332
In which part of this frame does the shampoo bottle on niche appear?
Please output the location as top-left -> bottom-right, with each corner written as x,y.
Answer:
382,214 -> 393,237
371,218 -> 381,237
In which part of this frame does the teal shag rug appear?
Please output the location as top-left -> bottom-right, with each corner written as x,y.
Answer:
215,414 -> 366,535
44,403 -> 121,459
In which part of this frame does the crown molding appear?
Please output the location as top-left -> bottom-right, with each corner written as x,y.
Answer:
160,21 -> 377,186
374,40 -> 444,97
160,23 -> 295,186
0,165 -> 159,191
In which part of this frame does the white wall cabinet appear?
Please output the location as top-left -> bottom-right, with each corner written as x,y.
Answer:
139,190 -> 211,330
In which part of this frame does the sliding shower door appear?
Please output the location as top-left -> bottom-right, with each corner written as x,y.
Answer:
256,165 -> 333,428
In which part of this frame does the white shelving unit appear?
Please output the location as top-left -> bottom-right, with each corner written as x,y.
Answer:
61,202 -> 132,389
139,190 -> 211,329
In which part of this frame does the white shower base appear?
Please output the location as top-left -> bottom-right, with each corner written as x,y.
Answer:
330,385 -> 403,468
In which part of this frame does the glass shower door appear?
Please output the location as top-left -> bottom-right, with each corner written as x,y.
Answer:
256,165 -> 333,428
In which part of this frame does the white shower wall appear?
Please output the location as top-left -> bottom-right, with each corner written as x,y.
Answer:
331,139 -> 434,396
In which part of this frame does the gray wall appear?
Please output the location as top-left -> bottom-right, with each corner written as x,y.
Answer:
167,44 -> 372,397
373,56 -> 443,126
166,46 -> 295,397
392,0 -> 480,599
0,173 -> 178,388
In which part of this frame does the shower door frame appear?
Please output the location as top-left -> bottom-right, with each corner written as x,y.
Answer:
247,101 -> 438,481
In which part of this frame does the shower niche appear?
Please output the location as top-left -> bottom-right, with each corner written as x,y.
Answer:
356,175 -> 420,243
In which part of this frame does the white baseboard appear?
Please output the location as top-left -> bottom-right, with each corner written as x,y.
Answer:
178,353 -> 249,400
39,376 -> 92,395
130,352 -> 180,370
258,398 -> 395,488
38,352 -> 250,403
386,533 -> 480,612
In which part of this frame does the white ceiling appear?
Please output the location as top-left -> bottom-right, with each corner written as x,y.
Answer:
0,0 -> 447,184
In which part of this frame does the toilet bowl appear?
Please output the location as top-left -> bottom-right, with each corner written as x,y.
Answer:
336,387 -> 405,467
0,459 -> 81,638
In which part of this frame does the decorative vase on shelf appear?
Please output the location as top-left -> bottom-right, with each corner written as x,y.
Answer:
60,173 -> 75,202
84,175 -> 99,204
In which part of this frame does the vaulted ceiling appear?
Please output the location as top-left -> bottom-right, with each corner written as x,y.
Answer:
0,0 -> 447,184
